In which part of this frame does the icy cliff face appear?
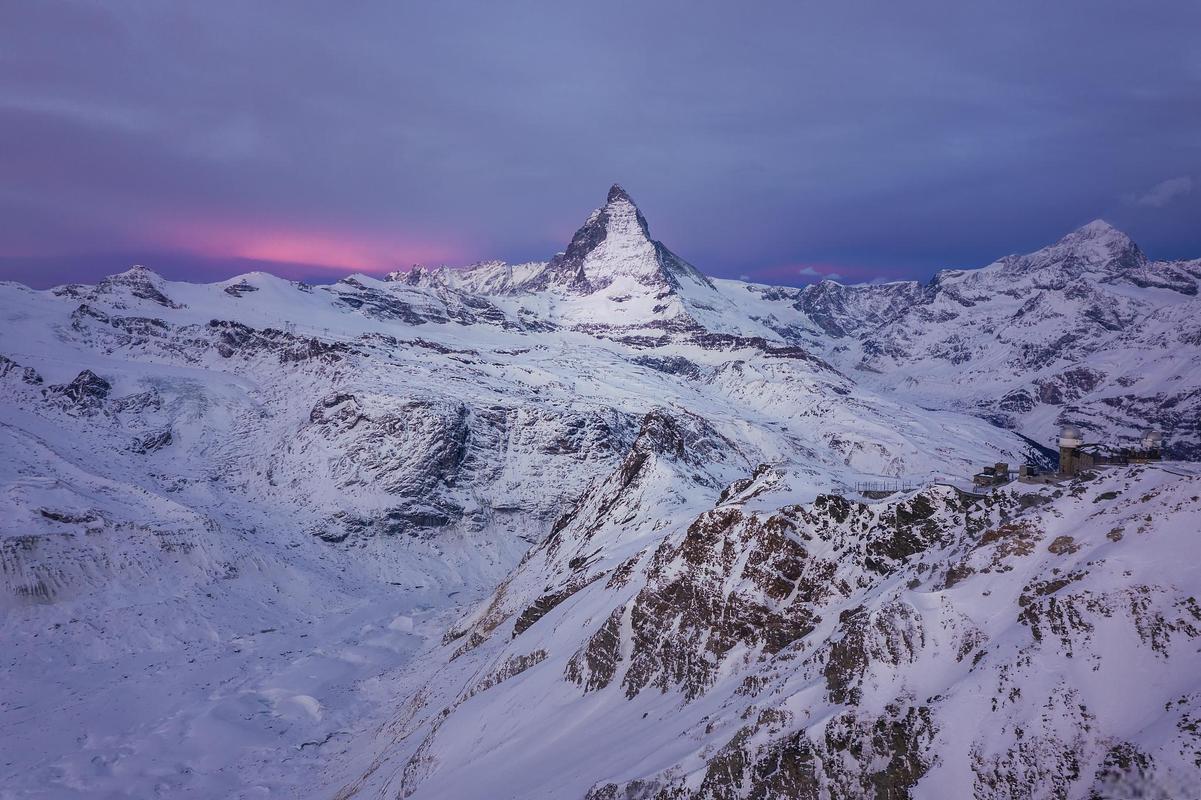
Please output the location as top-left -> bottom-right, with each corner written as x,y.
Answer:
2,188 -> 1200,798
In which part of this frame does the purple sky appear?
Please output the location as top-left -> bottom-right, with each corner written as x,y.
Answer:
3,1 -> 1200,289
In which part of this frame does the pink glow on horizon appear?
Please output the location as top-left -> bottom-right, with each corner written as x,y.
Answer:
152,218 -> 469,276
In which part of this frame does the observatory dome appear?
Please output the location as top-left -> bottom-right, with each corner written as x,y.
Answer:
1059,424 -> 1084,447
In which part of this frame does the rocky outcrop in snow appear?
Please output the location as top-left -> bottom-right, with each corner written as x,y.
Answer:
362,460 -> 1201,800
3,187 -> 1200,799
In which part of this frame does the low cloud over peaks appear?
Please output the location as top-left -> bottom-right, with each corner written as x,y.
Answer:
1133,176 -> 1194,208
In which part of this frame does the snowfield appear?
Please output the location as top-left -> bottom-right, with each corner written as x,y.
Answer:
1,186 -> 1199,799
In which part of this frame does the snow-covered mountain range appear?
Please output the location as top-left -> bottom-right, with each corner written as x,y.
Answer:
392,188 -> 1201,460
1,185 -> 1198,798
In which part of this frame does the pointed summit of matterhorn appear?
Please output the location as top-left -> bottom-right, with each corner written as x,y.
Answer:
528,183 -> 714,295
516,183 -> 785,337
605,182 -> 636,205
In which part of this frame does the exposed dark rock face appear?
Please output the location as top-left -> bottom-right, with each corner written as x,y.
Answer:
0,355 -> 43,385
132,428 -> 173,453
111,389 -> 162,415
824,602 -> 924,705
560,487 -> 957,706
688,703 -> 935,800
630,354 -> 701,378
69,304 -> 171,349
299,392 -> 637,545
48,369 -> 112,413
333,280 -> 444,324
83,265 -> 184,309
566,507 -> 819,700
222,280 -> 260,297
513,582 -> 591,638
308,395 -> 470,535
466,650 -> 548,700
1085,389 -> 1201,460
207,319 -> 353,363
382,461 -> 1201,800
1034,366 -> 1105,405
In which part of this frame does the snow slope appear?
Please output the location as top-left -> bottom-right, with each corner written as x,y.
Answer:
1,186 -> 1199,799
351,458 -> 1201,799
0,276 -> 1022,797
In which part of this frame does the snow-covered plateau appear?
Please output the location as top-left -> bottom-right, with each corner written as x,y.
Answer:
1,186 -> 1198,799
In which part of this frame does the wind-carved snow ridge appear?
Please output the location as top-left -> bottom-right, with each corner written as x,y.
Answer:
1,186 -> 1200,799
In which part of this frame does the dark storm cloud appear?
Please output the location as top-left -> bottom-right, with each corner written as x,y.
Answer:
2,0 -> 1199,287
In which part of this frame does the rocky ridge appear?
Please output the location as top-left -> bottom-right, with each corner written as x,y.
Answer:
349,452 -> 1201,800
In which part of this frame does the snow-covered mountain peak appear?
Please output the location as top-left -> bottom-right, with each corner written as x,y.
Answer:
789,278 -> 924,340
598,184 -> 653,244
1053,218 -> 1139,262
1072,218 -> 1123,239
381,261 -> 548,297
75,263 -> 184,309
4,202 -> 1201,798
526,183 -> 657,292
999,218 -> 1145,281
512,184 -> 738,334
346,185 -> 740,337
119,263 -> 159,278
104,264 -> 169,287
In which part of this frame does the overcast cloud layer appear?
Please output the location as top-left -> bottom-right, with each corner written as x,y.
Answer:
2,0 -> 1199,288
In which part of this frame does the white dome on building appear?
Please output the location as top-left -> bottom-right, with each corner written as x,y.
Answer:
1059,424 -> 1083,448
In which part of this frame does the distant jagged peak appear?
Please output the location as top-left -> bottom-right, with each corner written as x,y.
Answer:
462,259 -> 508,271
383,263 -> 425,282
795,277 -> 924,339
455,260 -> 549,296
384,264 -> 452,287
108,263 -> 164,282
97,263 -> 168,291
1053,221 -> 1201,294
95,263 -> 181,308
